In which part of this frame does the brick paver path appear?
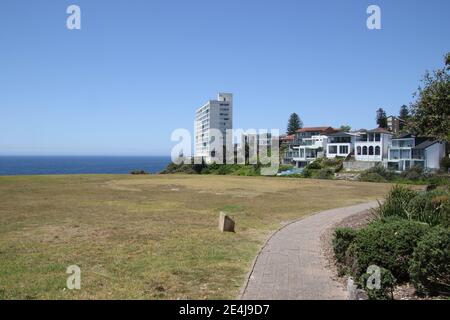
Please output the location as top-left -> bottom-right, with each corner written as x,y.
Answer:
241,201 -> 379,300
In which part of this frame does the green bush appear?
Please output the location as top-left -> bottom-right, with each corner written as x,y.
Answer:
278,164 -> 294,172
406,190 -> 450,227
378,186 -> 449,227
360,267 -> 396,300
378,185 -> 419,220
333,228 -> 358,264
307,160 -> 322,170
400,166 -> 424,180
409,227 -> 450,296
346,218 -> 430,281
322,157 -> 344,172
201,167 -> 210,174
440,156 -> 450,171
318,168 -> 334,179
130,170 -> 149,175
365,165 -> 395,180
360,172 -> 386,182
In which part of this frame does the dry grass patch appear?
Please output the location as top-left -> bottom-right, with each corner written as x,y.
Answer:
0,174 -> 390,299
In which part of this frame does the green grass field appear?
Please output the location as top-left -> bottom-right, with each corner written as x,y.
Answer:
0,174 -> 391,299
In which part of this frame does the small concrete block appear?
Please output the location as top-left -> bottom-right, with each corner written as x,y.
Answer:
219,212 -> 235,232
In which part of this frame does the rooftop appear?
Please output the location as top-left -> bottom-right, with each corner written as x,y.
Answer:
296,126 -> 336,133
413,140 -> 440,150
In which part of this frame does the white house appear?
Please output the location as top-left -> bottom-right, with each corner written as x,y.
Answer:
354,128 -> 393,162
326,132 -> 357,159
293,135 -> 328,166
290,127 -> 337,167
387,134 -> 446,171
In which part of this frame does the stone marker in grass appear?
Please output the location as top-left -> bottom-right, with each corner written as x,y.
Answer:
219,212 -> 235,233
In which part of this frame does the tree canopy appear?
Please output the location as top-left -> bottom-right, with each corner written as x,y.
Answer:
409,53 -> 450,142
376,108 -> 388,128
287,113 -> 303,135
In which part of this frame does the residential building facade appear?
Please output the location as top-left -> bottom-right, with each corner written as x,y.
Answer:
354,128 -> 392,162
195,93 -> 233,161
326,132 -> 357,159
387,134 -> 446,171
386,116 -> 405,134
287,127 -> 337,167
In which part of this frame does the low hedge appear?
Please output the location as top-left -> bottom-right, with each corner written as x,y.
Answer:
409,227 -> 450,296
345,218 -> 430,282
359,172 -> 386,182
332,228 -> 358,264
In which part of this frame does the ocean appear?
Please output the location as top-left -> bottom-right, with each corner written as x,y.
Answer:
0,156 -> 172,176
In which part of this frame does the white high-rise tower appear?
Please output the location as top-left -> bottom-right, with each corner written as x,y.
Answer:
195,93 -> 233,161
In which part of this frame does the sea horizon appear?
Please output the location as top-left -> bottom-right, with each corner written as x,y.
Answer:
0,155 -> 172,176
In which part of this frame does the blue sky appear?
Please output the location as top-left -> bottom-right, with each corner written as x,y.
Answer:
0,0 -> 449,156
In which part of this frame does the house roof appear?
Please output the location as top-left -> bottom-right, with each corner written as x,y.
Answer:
280,134 -> 295,141
413,140 -> 440,150
327,131 -> 355,137
367,127 -> 393,134
394,133 -> 415,139
296,126 -> 336,133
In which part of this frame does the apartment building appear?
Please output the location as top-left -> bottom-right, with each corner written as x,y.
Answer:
326,132 -> 357,159
386,116 -> 405,134
195,93 -> 233,161
386,134 -> 446,171
288,127 -> 337,167
354,128 -> 393,162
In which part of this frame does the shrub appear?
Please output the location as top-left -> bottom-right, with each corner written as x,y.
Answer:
360,172 -> 386,182
302,167 -> 312,178
278,164 -> 294,172
409,227 -> 450,296
333,228 -> 358,264
130,170 -> 149,175
378,185 -> 418,220
365,165 -> 395,180
201,167 -> 210,174
406,189 -> 450,226
440,156 -> 450,171
360,267 -> 396,300
316,168 -> 334,179
307,160 -> 322,170
322,157 -> 344,172
400,166 -> 423,180
346,218 -> 430,281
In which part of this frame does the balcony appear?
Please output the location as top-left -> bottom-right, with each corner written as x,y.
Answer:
391,139 -> 414,148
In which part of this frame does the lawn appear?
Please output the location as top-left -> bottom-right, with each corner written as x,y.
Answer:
0,174 -> 391,299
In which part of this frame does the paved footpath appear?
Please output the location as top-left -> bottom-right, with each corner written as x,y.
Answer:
241,201 -> 379,300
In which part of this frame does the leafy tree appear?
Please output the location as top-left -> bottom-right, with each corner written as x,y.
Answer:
399,105 -> 409,130
339,125 -> 351,132
287,113 -> 303,135
376,108 -> 388,128
446,52 -> 450,70
399,105 -> 409,120
409,53 -> 450,142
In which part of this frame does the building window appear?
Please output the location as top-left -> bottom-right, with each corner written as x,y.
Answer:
339,146 -> 348,154
369,146 -> 374,155
375,134 -> 380,142
363,146 -> 367,155
375,146 -> 381,155
329,146 -> 337,154
357,146 -> 361,155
